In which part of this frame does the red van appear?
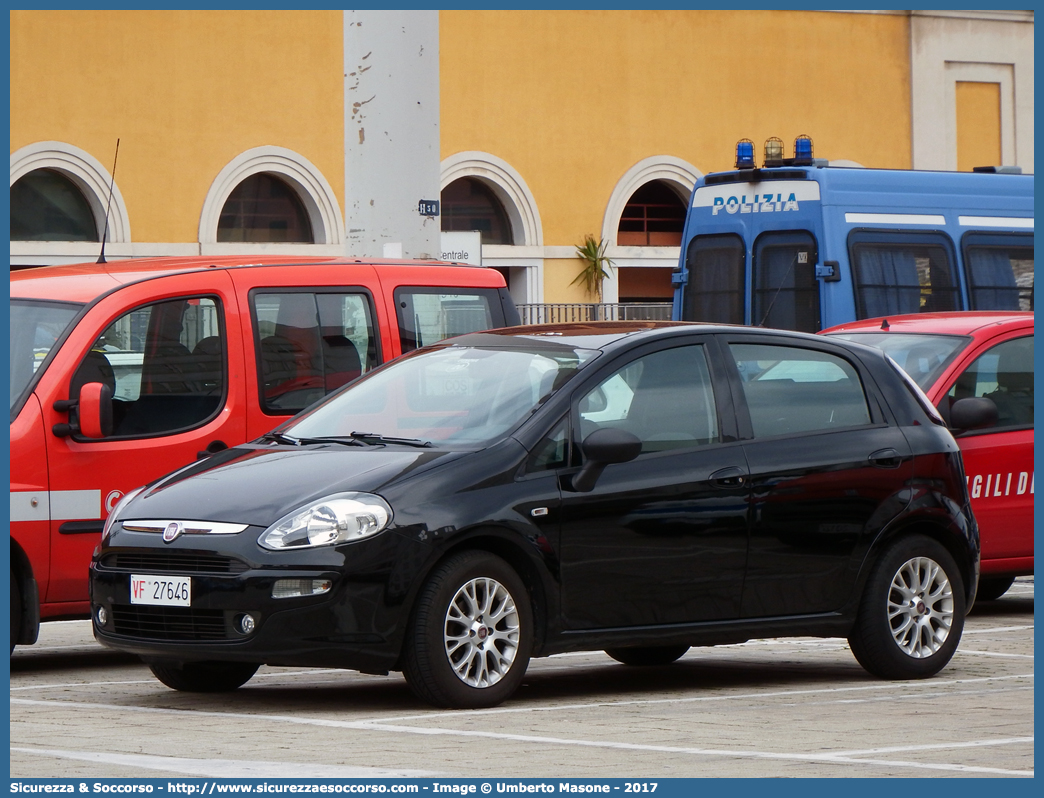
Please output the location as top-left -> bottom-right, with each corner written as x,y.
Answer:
10,255 -> 519,649
823,312 -> 1033,600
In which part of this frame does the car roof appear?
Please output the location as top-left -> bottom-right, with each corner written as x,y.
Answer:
9,255 -> 494,304
822,311 -> 1033,337
446,320 -> 846,352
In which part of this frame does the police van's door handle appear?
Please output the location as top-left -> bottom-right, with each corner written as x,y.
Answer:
710,466 -> 746,487
869,448 -> 901,469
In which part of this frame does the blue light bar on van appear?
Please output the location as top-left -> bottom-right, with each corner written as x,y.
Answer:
735,139 -> 756,169
793,135 -> 814,165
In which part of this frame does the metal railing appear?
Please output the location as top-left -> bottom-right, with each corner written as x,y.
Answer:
517,303 -> 673,325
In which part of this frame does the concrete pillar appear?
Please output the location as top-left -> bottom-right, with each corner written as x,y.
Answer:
344,10 -> 441,258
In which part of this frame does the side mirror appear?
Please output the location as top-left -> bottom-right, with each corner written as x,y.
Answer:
949,396 -> 998,432
570,428 -> 642,492
77,382 -> 114,438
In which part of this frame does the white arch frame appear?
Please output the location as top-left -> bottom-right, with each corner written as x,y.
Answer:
10,141 -> 131,243
601,155 -> 702,246
199,146 -> 344,245
440,151 -> 543,247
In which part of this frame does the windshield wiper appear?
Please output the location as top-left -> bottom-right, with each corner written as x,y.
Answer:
347,431 -> 433,448
261,431 -> 431,448
260,431 -> 301,445
292,435 -> 370,447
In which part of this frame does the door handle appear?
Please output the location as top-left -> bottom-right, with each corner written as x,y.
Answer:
710,466 -> 746,487
869,448 -> 902,469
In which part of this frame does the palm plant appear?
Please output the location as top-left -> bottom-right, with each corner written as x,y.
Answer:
571,235 -> 614,302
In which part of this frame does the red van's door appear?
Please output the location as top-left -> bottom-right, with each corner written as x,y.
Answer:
38,271 -> 246,609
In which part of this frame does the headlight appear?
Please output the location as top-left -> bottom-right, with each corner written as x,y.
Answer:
259,492 -> 392,551
101,486 -> 146,542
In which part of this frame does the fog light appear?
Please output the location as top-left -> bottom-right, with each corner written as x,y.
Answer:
96,606 -> 108,626
272,578 -> 333,599
237,613 -> 257,635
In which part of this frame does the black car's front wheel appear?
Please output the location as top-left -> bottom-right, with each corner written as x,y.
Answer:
148,660 -> 260,692
849,535 -> 965,680
403,551 -> 532,709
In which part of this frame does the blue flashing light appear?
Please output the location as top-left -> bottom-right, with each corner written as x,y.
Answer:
794,135 -> 814,164
735,139 -> 756,169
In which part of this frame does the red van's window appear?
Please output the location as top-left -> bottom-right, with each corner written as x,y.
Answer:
69,296 -> 225,438
252,291 -> 377,415
395,288 -> 503,353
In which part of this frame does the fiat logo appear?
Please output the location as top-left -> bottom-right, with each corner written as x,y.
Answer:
162,522 -> 183,543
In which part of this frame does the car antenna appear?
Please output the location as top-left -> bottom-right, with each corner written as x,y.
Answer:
97,138 -> 120,264
880,318 -> 890,330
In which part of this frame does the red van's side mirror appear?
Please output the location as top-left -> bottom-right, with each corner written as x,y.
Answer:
77,382 -> 114,439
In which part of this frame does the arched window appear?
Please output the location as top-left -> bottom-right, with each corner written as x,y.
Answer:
217,173 -> 314,243
617,181 -> 686,246
441,177 -> 514,245
10,169 -> 99,241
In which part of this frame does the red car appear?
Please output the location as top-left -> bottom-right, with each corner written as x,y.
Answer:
823,312 -> 1033,600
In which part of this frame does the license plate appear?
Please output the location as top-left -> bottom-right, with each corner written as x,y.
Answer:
130,574 -> 191,607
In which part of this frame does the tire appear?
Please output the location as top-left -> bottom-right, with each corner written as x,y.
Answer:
403,551 -> 532,709
11,570 -> 21,654
148,660 -> 259,692
849,535 -> 965,680
975,575 -> 1015,602
605,645 -> 690,666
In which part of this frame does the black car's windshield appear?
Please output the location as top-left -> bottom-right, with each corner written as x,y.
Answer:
287,343 -> 599,446
826,332 -> 968,390
10,298 -> 83,414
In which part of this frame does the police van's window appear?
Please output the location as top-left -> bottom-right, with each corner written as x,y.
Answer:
252,291 -> 377,415
962,233 -> 1034,311
683,234 -> 744,325
849,233 -> 960,318
396,288 -> 503,353
69,297 -> 225,438
578,345 -> 719,453
752,231 -> 819,332
945,336 -> 1033,429
731,343 -> 870,437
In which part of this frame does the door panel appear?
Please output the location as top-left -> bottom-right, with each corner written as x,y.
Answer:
43,273 -> 245,604
558,341 -> 749,629
727,339 -> 912,617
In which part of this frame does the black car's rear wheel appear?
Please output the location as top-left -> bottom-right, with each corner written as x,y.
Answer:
148,660 -> 260,692
403,551 -> 532,709
605,645 -> 690,666
849,535 -> 965,680
975,575 -> 1015,602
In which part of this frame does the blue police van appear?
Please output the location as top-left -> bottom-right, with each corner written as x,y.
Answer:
671,136 -> 1034,332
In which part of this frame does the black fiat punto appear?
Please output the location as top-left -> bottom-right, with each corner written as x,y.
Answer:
91,322 -> 980,708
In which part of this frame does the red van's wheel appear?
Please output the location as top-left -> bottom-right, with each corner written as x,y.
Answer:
11,570 -> 21,653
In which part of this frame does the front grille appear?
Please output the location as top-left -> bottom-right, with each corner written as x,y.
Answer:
101,551 -> 249,575
111,605 -> 229,641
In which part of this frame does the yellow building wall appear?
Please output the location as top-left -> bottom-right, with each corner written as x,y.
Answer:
10,10 -> 345,244
955,81 -> 1002,172
441,9 -> 913,302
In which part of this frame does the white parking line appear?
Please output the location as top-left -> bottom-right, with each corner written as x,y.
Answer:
963,625 -> 1034,634
11,674 -> 1035,778
957,649 -> 1034,659
10,747 -> 443,778
372,673 -> 1035,721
